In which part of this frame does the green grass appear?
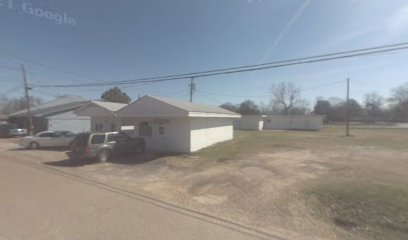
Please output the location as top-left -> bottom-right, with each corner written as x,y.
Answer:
307,181 -> 408,240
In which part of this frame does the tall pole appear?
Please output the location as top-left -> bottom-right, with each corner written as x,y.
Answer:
21,64 -> 33,135
189,77 -> 195,103
346,78 -> 350,137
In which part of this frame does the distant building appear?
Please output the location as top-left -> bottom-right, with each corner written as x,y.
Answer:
74,101 -> 128,132
8,96 -> 90,133
233,115 -> 265,131
263,115 -> 324,131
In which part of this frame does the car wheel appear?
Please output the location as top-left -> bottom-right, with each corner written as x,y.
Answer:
28,142 -> 40,150
98,150 -> 110,163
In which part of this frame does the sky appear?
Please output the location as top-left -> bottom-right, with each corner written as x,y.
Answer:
1,0 -> 408,108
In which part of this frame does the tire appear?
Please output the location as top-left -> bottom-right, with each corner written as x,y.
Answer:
28,142 -> 40,150
97,150 -> 110,163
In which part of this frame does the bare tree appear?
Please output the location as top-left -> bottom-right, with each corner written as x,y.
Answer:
269,82 -> 309,115
364,92 -> 384,122
388,82 -> 408,121
0,96 -> 43,114
258,101 -> 271,115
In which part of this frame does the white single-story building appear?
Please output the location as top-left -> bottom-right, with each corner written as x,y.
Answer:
74,101 -> 127,132
116,96 -> 240,153
263,115 -> 324,131
47,111 -> 90,132
234,115 -> 266,131
8,95 -> 90,133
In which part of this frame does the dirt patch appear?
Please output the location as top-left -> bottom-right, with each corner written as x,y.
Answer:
2,128 -> 408,240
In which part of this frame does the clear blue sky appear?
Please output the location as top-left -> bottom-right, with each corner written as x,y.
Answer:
1,0 -> 408,108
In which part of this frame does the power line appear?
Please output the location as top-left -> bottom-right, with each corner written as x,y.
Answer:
198,79 -> 346,99
0,84 -> 23,96
197,90 -> 268,98
0,64 -> 20,72
196,91 -> 224,105
0,50 -> 106,83
30,41 -> 408,88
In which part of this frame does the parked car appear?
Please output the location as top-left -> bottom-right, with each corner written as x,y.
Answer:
67,132 -> 145,162
19,131 -> 77,149
0,123 -> 27,138
9,128 -> 28,137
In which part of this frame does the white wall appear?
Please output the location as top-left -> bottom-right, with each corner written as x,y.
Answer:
263,115 -> 324,131
234,115 -> 264,131
190,118 -> 234,152
120,117 -> 191,153
47,111 -> 90,133
91,116 -> 121,132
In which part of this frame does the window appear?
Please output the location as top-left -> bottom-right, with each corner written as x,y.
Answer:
62,131 -> 76,137
159,126 -> 164,135
90,134 -> 105,145
107,133 -> 128,142
95,123 -> 103,132
38,132 -> 58,138
139,122 -> 152,137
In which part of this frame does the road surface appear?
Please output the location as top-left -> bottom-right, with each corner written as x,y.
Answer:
0,155 -> 280,240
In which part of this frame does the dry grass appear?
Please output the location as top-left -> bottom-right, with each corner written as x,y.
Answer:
192,127 -> 408,239
4,127 -> 408,239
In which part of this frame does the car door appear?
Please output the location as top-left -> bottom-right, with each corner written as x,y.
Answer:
36,132 -> 55,147
108,133 -> 126,155
52,132 -> 68,147
61,131 -> 76,146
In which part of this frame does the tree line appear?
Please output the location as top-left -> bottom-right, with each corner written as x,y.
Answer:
219,82 -> 408,123
1,83 -> 407,123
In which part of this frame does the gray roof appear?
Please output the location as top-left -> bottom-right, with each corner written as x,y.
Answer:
92,101 -> 127,112
149,96 -> 239,115
8,95 -> 88,117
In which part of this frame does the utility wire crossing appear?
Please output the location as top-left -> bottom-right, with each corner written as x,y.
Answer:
23,41 -> 408,88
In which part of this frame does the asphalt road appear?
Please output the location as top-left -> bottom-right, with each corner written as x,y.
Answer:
0,154 -> 279,240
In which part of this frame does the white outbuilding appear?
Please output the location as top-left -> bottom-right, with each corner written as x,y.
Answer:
74,101 -> 127,132
116,96 -> 240,153
263,115 -> 324,131
234,115 -> 266,131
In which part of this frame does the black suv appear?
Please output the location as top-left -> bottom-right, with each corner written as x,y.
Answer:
68,131 -> 145,162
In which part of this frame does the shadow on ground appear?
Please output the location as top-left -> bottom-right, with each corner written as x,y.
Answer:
43,151 -> 183,168
10,147 -> 68,152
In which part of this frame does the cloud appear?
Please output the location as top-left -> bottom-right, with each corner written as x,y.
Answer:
259,0 -> 311,61
249,0 -> 311,80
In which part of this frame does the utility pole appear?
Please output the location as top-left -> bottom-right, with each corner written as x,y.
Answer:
189,77 -> 196,103
346,78 -> 350,137
21,64 -> 33,135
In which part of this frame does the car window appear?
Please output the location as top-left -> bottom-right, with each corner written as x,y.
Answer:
107,133 -> 128,142
90,134 -> 106,145
38,132 -> 57,137
62,131 -> 76,137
